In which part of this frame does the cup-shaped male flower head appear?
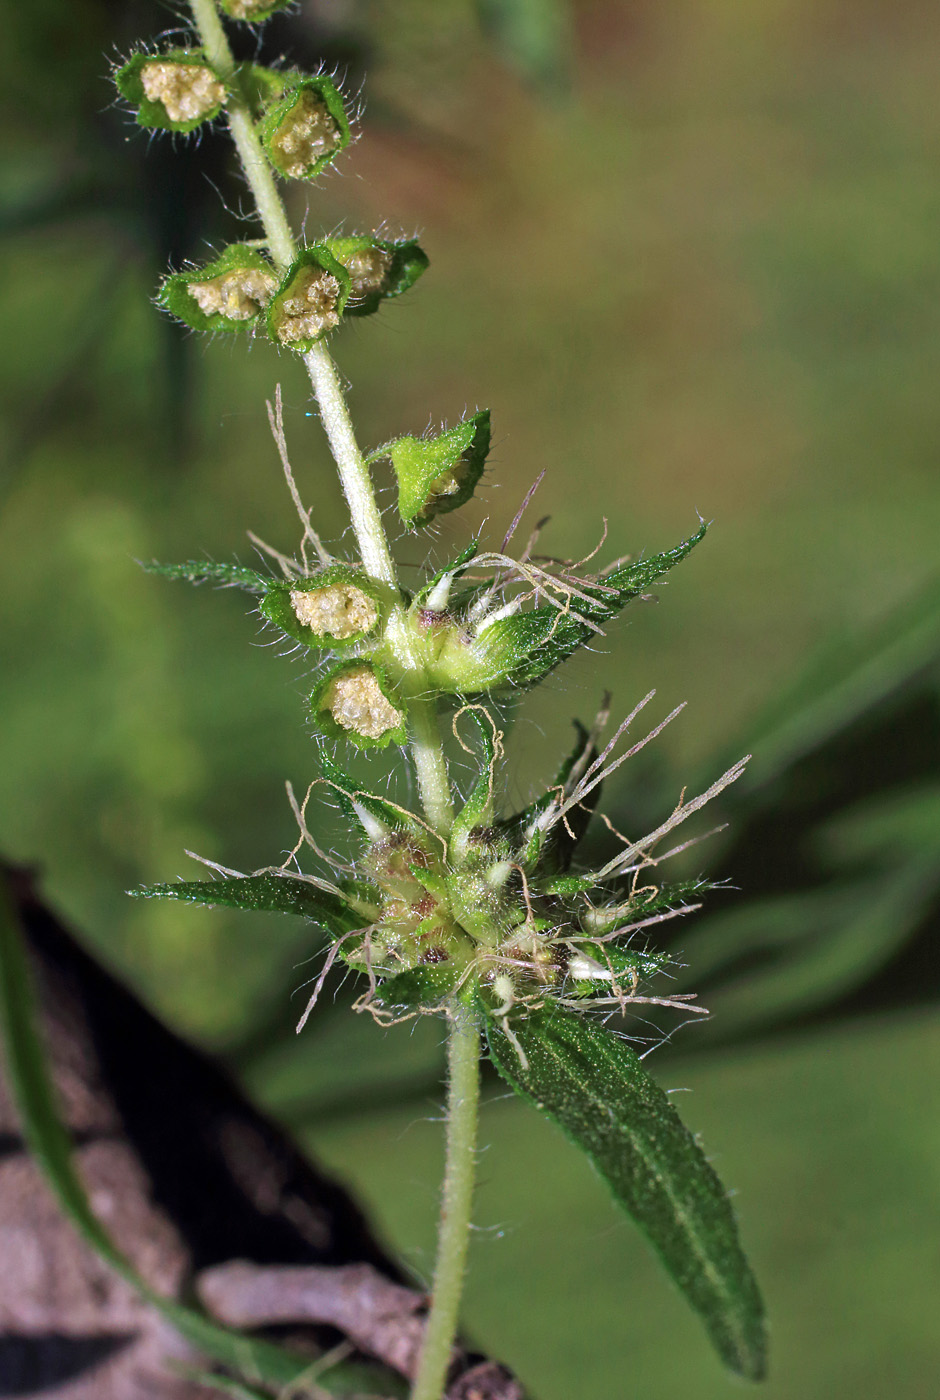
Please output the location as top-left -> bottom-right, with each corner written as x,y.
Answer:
311,662 -> 407,749
115,50 -> 226,133
261,567 -> 388,648
258,76 -> 351,180
159,245 -> 278,333
266,247 -> 351,349
380,411 -> 491,528
323,236 -> 429,317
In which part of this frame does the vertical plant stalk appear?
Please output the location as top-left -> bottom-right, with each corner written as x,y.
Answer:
186,8 -> 467,1382
186,0 -> 397,592
412,1002 -> 482,1400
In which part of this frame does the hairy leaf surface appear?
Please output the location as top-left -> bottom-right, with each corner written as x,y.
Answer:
483,1003 -> 766,1380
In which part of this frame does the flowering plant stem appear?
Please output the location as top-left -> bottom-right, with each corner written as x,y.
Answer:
122,0 -> 767,1389
186,3 -> 470,1391
411,1002 -> 482,1400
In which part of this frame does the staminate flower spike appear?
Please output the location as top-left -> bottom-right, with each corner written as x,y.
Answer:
261,566 -> 389,648
377,410 -> 491,528
266,246 -> 351,349
310,661 -> 407,749
258,75 -> 351,181
115,50 -> 226,133
219,0 -> 294,21
159,245 -> 278,333
109,0 -> 769,1390
324,236 -> 430,317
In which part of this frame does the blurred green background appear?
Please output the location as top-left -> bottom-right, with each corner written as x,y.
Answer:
2,1 -> 940,1396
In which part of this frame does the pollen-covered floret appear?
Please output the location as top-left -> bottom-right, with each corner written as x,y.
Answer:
343,246 -> 394,300
270,89 -> 342,178
274,267 -> 342,343
324,665 -> 403,739
223,0 -> 271,15
291,583 -> 377,639
188,268 -> 277,320
140,60 -> 224,125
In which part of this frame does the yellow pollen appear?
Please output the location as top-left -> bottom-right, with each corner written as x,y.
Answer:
275,267 -> 341,343
140,61 -> 224,125
188,268 -> 277,320
271,89 -> 341,178
291,583 -> 378,639
324,666 -> 403,740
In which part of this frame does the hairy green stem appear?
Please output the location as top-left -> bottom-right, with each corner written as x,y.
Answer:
303,344 -> 397,587
188,0 -> 296,272
412,1003 -> 481,1400
186,0 -> 450,822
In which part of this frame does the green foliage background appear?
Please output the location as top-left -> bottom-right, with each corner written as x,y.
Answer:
2,1 -> 939,1396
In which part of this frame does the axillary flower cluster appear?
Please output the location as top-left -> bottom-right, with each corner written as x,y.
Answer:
119,2 -> 766,1394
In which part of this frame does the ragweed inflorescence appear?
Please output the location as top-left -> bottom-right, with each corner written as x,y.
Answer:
118,2 -> 767,1396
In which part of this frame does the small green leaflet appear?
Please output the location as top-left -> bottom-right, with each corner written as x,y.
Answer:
142,559 -> 270,592
131,872 -> 361,933
482,1003 -> 766,1381
0,886 -> 394,1396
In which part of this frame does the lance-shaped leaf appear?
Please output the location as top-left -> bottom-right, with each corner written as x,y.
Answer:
381,411 -> 491,527
324,236 -> 429,317
310,662 -> 407,750
131,872 -> 362,933
115,50 -> 227,134
258,76 -> 351,181
319,750 -> 424,839
159,245 -> 278,333
261,566 -> 388,648
142,559 -> 270,592
481,522 -> 707,690
266,247 -> 351,350
482,1003 -> 766,1381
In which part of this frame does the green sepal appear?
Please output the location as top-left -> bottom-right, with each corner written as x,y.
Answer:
451,709 -> 498,854
373,963 -> 464,1011
141,559 -> 270,592
261,566 -> 388,648
258,75 -> 351,180
381,411 -> 491,527
324,235 -> 429,317
309,661 -> 407,750
219,0 -> 295,22
413,542 -> 480,608
158,245 -> 278,334
563,940 -> 674,994
582,878 -> 716,931
114,50 -> 227,134
482,1003 -> 766,1381
319,751 -> 420,837
266,247 -> 351,350
500,522 -> 708,689
131,873 -> 361,933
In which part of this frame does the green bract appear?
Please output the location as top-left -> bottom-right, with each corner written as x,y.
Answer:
261,567 -> 388,648
310,661 -> 407,749
258,76 -> 351,180
324,236 -> 429,317
159,245 -> 278,333
115,50 -> 226,133
219,0 -> 294,21
379,411 -> 491,527
266,247 -> 351,349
